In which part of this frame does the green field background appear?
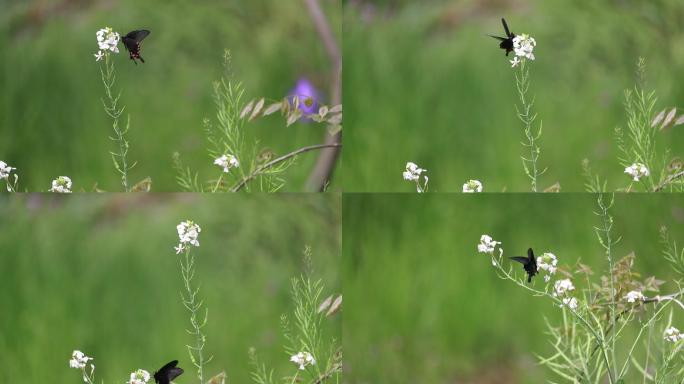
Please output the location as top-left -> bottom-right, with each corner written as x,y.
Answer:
342,0 -> 684,192
0,0 -> 340,192
0,194 -> 340,383
343,193 -> 684,383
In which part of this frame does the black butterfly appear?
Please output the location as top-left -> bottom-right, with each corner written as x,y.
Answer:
122,29 -> 150,64
510,248 -> 538,283
489,18 -> 515,56
154,360 -> 183,384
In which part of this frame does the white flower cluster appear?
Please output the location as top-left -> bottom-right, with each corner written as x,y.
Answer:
554,279 -> 578,310
175,220 -> 201,254
95,27 -> 120,61
510,33 -> 536,67
49,176 -> 72,193
290,351 -> 316,370
624,163 -> 650,182
624,290 -> 645,303
537,252 -> 558,282
128,369 -> 151,384
477,235 -> 500,255
664,326 -> 684,343
214,154 -> 240,173
553,279 -> 575,297
69,350 -> 93,369
462,179 -> 483,193
0,160 -> 15,180
561,297 -> 578,310
403,162 -> 428,193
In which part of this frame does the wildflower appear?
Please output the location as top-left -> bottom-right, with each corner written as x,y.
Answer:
69,350 -> 92,369
214,154 -> 239,173
49,176 -> 72,193
403,162 -> 428,193
462,179 -> 483,193
664,327 -> 684,342
128,369 -> 151,384
0,161 -> 15,180
175,220 -> 201,254
624,290 -> 645,303
510,56 -> 520,68
477,235 -> 500,255
513,33 -> 536,60
537,252 -> 558,282
624,163 -> 650,182
94,27 -> 120,61
560,297 -> 578,310
290,351 -> 316,370
290,78 -> 319,115
553,279 -> 575,297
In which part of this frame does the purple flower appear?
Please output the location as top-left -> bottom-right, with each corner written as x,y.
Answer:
289,77 -> 319,115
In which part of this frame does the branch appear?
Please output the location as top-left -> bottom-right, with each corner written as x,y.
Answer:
653,170 -> 684,192
231,143 -> 342,192
302,0 -> 342,192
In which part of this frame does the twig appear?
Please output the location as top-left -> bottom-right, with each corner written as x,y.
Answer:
312,363 -> 342,384
231,143 -> 341,192
302,0 -> 342,192
653,170 -> 684,192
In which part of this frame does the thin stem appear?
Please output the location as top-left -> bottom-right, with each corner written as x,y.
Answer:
514,59 -> 545,192
302,0 -> 342,191
231,143 -> 341,192
653,170 -> 684,192
100,53 -> 133,191
211,173 -> 224,193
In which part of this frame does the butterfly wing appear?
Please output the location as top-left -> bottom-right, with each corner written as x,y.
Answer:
154,360 -> 183,384
501,18 -> 512,38
125,29 -> 150,43
509,256 -> 529,265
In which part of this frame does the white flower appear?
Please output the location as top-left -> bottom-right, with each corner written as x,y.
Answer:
175,220 -> 201,254
553,279 -> 575,297
95,27 -> 120,59
664,327 -> 684,343
49,176 -> 72,193
625,290 -> 645,303
510,56 -> 520,67
403,162 -> 428,192
128,369 -> 151,384
537,252 -> 558,283
477,234 -> 500,254
290,351 -> 316,370
462,179 -> 483,193
624,163 -> 650,182
214,154 -> 240,173
403,162 -> 425,182
560,297 -> 578,310
513,33 -> 536,60
0,161 -> 15,180
69,350 -> 92,369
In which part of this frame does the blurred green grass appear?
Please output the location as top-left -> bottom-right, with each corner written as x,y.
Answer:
0,0 -> 340,191
342,0 -> 684,192
0,193 -> 340,383
343,193 -> 684,383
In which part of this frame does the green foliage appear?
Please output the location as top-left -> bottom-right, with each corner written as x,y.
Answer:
343,193 -> 684,383
0,194 -> 340,383
0,0 -> 340,191
342,1 -> 684,192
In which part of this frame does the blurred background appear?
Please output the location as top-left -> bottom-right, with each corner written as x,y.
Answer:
0,194 -> 340,383
0,0 -> 340,191
342,0 -> 684,191
343,193 -> 684,383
